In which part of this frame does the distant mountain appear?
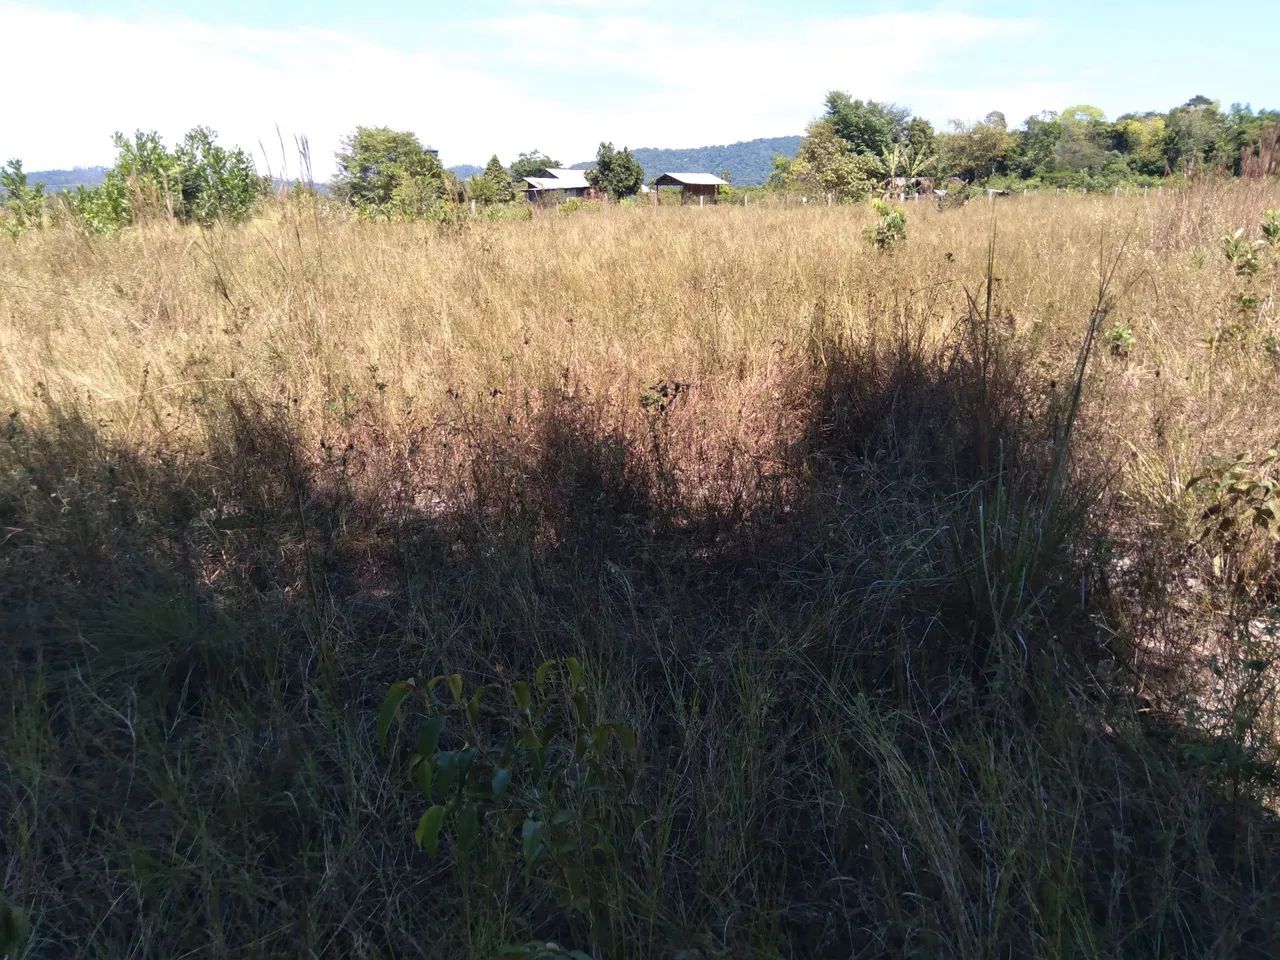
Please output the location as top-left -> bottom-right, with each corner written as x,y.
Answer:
23,166 -> 108,192
449,136 -> 804,189
571,136 -> 802,186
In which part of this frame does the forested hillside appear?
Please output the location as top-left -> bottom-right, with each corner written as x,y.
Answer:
569,135 -> 802,185
13,166 -> 107,192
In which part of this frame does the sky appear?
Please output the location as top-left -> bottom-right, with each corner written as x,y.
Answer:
3,0 -> 1277,179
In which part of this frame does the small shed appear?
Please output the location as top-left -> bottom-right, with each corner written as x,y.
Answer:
653,172 -> 727,204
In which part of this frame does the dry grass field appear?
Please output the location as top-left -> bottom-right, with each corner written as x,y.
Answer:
3,183 -> 1280,958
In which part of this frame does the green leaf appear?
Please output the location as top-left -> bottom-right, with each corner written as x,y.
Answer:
610,722 -> 638,752
521,818 -> 544,869
377,681 -> 412,750
514,680 -> 532,712
565,656 -> 583,689
492,766 -> 513,799
518,726 -> 541,751
456,747 -> 476,783
0,899 -> 31,958
457,803 -> 480,853
535,660 -> 555,688
466,685 -> 486,724
447,673 -> 464,704
592,725 -> 610,754
417,713 -> 446,759
562,864 -> 586,899
415,805 -> 447,856
412,755 -> 434,797
435,751 -> 461,795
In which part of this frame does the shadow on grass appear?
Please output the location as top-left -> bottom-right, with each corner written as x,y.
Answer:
3,312 -> 1279,958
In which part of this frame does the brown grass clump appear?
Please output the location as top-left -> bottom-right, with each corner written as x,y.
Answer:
2,181 -> 1280,958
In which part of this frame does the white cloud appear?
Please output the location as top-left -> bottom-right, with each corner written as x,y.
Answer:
0,3 -> 1037,178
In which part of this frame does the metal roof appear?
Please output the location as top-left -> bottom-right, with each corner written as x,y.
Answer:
654,172 -> 728,187
524,168 -> 591,191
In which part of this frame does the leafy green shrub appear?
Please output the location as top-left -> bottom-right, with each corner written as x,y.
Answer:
0,159 -> 46,238
1211,213 -> 1279,348
1222,228 -> 1265,277
864,198 -> 907,251
1262,209 -> 1280,247
172,127 -> 266,224
63,176 -> 131,233
1104,321 -> 1135,356
558,197 -> 592,216
379,658 -> 639,954
789,119 -> 884,202
482,202 -> 534,222
1189,450 -> 1280,581
1183,451 -> 1280,798
62,128 -> 266,232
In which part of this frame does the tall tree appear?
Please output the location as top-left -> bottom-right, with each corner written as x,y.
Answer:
509,151 -> 559,181
482,154 -> 515,203
585,142 -> 644,200
906,118 -> 937,158
939,115 -> 1014,181
823,92 -> 910,156
1010,111 -> 1063,177
1051,105 -> 1109,172
1162,98 -> 1229,174
332,127 -> 445,216
1112,113 -> 1167,175
790,120 -> 883,201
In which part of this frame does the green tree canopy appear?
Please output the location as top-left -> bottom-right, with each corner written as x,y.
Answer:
332,127 -> 445,216
173,127 -> 265,224
1008,112 -> 1062,177
1,159 -> 47,235
509,151 -> 559,181
790,120 -> 883,201
823,92 -> 910,156
1049,105 -> 1110,172
1111,114 -> 1167,175
63,128 -> 266,231
939,115 -> 1014,181
483,154 -> 515,203
906,118 -> 937,158
1162,99 -> 1229,174
585,142 -> 644,200
767,154 -> 794,189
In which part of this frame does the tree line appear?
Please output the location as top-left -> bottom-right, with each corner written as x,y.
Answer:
2,92 -> 1277,234
774,92 -> 1279,202
0,127 -> 651,234
329,129 -> 648,216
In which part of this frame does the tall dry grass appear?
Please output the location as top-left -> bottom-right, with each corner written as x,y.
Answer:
2,182 -> 1279,958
